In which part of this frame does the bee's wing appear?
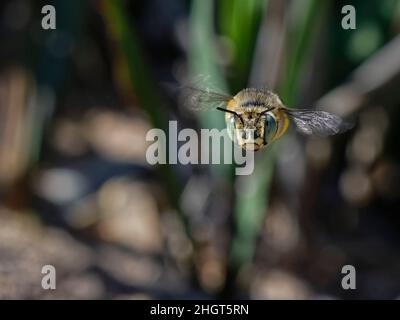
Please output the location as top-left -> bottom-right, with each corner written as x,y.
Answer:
179,86 -> 233,111
284,109 -> 353,136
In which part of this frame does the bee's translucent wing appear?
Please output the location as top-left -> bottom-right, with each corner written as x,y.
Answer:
179,86 -> 233,111
285,109 -> 353,136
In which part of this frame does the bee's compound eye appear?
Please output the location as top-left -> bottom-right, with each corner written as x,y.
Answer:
226,115 -> 236,142
263,113 -> 277,144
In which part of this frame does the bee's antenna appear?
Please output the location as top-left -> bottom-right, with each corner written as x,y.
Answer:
255,107 -> 274,125
216,107 -> 244,125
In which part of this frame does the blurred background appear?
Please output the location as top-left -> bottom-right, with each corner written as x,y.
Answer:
0,0 -> 400,299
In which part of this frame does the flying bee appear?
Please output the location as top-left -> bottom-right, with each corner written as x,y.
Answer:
182,86 -> 353,151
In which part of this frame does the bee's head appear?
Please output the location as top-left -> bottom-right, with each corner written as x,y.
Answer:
221,109 -> 278,151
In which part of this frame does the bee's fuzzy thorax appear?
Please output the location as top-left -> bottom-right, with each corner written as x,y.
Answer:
234,88 -> 283,111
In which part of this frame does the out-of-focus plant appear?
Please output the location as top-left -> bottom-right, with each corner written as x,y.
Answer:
189,0 -> 328,296
226,0 -> 328,296
100,0 -> 189,241
189,0 -> 232,179
219,0 -> 268,91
